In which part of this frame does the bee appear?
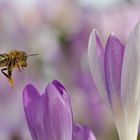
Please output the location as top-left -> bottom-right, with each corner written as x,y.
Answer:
0,50 -> 38,87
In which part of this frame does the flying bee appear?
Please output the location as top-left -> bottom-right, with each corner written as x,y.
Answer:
0,50 -> 38,87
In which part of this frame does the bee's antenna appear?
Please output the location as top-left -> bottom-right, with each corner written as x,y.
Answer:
27,54 -> 39,57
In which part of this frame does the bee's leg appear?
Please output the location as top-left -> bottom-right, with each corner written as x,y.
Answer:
1,68 -> 14,87
17,64 -> 21,72
7,60 -> 14,87
1,68 -> 9,79
7,69 -> 14,88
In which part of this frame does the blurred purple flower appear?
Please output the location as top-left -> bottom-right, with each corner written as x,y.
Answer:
73,123 -> 96,140
23,80 -> 96,140
88,22 -> 140,140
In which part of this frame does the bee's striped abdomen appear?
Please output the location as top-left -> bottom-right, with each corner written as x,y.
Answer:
0,54 -> 10,67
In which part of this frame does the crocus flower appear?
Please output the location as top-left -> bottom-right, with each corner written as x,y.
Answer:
88,21 -> 140,140
23,80 -> 96,140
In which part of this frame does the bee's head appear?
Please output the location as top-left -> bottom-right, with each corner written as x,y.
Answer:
16,51 -> 27,67
15,51 -> 38,67
21,52 -> 27,61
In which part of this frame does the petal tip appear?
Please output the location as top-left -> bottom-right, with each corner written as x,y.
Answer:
23,84 -> 40,107
89,29 -> 98,43
88,28 -> 103,52
74,123 -> 96,140
135,21 -> 140,28
107,32 -> 124,48
52,80 -> 66,95
108,32 -> 117,40
132,21 -> 140,36
52,80 -> 65,89
110,32 -> 115,37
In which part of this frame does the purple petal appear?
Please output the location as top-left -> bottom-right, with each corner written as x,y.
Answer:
23,84 -> 40,107
23,84 -> 45,140
23,81 -> 73,140
44,83 -> 73,140
73,123 -> 96,140
52,80 -> 66,94
51,80 -> 72,112
104,34 -> 124,104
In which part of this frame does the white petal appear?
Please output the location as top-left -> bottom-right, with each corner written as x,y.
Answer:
88,29 -> 110,108
121,22 -> 140,106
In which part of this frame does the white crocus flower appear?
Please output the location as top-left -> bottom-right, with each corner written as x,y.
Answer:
88,22 -> 140,140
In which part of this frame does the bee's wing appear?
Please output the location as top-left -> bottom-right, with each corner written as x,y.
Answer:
0,54 -> 10,67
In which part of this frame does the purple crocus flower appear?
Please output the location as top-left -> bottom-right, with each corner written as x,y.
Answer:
88,22 -> 140,140
23,80 -> 96,140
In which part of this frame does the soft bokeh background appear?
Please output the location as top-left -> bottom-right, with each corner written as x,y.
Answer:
0,0 -> 140,140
